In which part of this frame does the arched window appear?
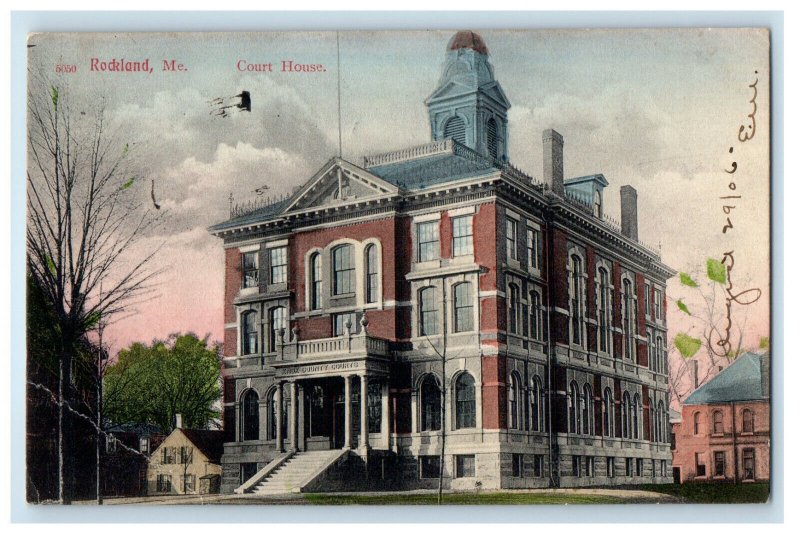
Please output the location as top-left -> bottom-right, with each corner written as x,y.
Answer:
453,282 -> 474,333
622,279 -> 636,360
569,381 -> 581,434
508,283 -> 520,335
419,287 -> 438,336
632,393 -> 641,440
240,389 -> 259,441
582,384 -> 593,435
693,412 -> 702,435
742,408 -> 755,433
603,388 -> 614,437
266,387 -> 287,441
569,255 -> 584,346
455,373 -> 476,429
713,410 -> 724,434
444,116 -> 466,145
531,377 -> 543,432
508,372 -> 522,430
486,117 -> 498,160
621,392 -> 631,439
656,336 -> 664,374
365,245 -> 378,304
657,401 -> 666,443
529,291 -> 541,341
310,252 -> 322,310
597,267 -> 611,354
420,375 -> 441,431
332,244 -> 355,295
268,306 -> 286,353
241,311 -> 258,355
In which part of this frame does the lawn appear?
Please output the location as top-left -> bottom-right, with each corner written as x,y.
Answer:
635,483 -> 770,504
303,492 -> 625,505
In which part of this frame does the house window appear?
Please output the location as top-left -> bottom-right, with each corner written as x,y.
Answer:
654,288 -> 663,320
693,412 -> 702,435
625,458 -> 633,477
417,221 -> 440,262
455,373 -> 476,429
593,190 -> 602,217
241,251 -> 259,289
529,291 -> 542,341
105,435 -> 117,453
455,455 -> 475,478
269,246 -> 287,284
621,392 -> 631,439
597,267 -> 611,354
508,372 -> 522,430
367,381 -> 382,433
569,255 -> 584,346
603,388 -> 614,437
742,449 -> 755,480
310,252 -> 322,310
512,454 -> 524,477
531,377 -> 543,432
419,287 -> 438,336
240,463 -> 258,484
139,438 -> 149,454
714,451 -> 725,477
241,310 -> 258,355
656,401 -> 666,443
420,456 -> 440,479
622,279 -> 636,360
487,117 -> 499,160
453,282 -> 474,333
162,446 -> 176,465
506,218 -> 518,261
332,244 -> 355,295
712,410 -> 724,434
586,456 -> 595,477
569,381 -> 581,434
655,336 -> 664,374
182,474 -> 196,494
508,283 -> 520,335
365,244 -> 379,304
156,474 -> 172,493
742,409 -> 754,433
420,375 -> 441,431
632,394 -> 641,440
695,453 -> 706,477
607,457 -> 615,478
452,216 -> 473,257
644,282 -> 651,317
527,228 -> 541,271
241,389 -> 259,441
636,458 -> 643,477
333,312 -> 358,336
572,455 -> 582,477
533,455 -> 544,477
582,384 -> 593,435
269,306 -> 286,352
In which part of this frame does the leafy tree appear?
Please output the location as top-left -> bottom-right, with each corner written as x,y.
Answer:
103,334 -> 222,434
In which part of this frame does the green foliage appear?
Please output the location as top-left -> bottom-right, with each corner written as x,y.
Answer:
45,256 -> 56,277
121,176 -> 135,190
759,336 -> 769,349
674,333 -> 702,359
679,272 -> 698,287
50,86 -> 58,109
676,299 -> 691,315
103,333 -> 221,433
706,258 -> 727,285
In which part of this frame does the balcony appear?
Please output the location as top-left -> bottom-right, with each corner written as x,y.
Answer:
276,330 -> 389,361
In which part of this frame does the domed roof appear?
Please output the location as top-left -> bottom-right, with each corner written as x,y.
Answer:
447,31 -> 489,55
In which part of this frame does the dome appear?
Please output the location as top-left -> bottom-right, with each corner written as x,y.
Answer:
447,31 -> 489,55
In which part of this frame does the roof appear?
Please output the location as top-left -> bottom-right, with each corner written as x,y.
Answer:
367,152 -> 498,190
208,198 -> 290,233
107,422 -> 163,438
684,352 -> 770,405
448,31 -> 489,55
565,173 -> 609,187
178,429 -> 225,464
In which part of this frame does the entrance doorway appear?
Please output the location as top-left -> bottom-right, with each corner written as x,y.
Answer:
302,376 -> 360,450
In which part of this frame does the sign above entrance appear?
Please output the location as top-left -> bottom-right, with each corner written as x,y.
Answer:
274,358 -> 389,379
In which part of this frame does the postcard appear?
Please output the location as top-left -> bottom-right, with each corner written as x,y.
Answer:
24,28 -> 771,506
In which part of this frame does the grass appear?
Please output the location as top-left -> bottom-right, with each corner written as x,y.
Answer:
635,483 -> 770,504
302,492 -> 625,505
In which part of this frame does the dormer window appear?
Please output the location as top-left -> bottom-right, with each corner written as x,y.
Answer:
593,191 -> 602,217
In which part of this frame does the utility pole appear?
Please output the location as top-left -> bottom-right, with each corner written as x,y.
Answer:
96,316 -> 105,505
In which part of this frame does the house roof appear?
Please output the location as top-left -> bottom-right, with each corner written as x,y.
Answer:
367,151 -> 498,190
684,352 -> 770,405
208,197 -> 291,233
178,429 -> 226,464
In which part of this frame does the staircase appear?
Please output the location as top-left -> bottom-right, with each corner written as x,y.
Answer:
250,450 -> 344,495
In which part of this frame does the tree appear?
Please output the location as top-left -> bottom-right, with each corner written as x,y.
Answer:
27,77 -> 162,503
103,334 -> 222,435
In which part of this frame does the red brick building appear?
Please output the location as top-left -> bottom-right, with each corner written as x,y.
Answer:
209,31 -> 675,494
672,352 -> 770,484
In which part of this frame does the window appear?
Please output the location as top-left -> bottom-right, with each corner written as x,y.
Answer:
508,373 -> 522,430
162,446 -> 176,465
654,288 -> 663,320
586,456 -> 595,477
453,283 -> 474,333
456,455 -> 475,478
420,456 -> 440,479
267,386 -> 288,440
527,228 -> 541,271
105,435 -> 117,453
621,392 -> 631,439
419,287 -> 438,336
636,458 -> 643,477
367,381 -> 382,433
332,245 -> 355,295
572,455 -> 582,477
443,116 -> 466,145
529,291 -> 542,340
452,216 -> 473,257
625,458 -> 634,477
693,412 -> 702,435
241,389 -> 259,441
695,453 -> 706,477
139,438 -> 150,454
622,279 -> 636,360
661,460 -> 667,478
714,451 -> 725,477
241,310 -> 258,355
512,454 -> 524,477
241,251 -> 259,288
603,388 -> 614,437
269,246 -> 287,284
506,218 -> 518,261
420,375 -> 441,431
742,449 -> 755,481
569,255 -> 584,346
597,267 -> 611,354
593,191 -> 602,217
487,117 -> 499,160
644,283 -> 651,317
607,457 -> 615,478
582,384 -> 593,435
533,455 -> 544,477
269,307 -> 286,352
310,252 -> 322,310
156,474 -> 172,493
508,283 -> 520,335
365,244 -> 378,304
417,221 -> 440,262
655,336 -> 664,374
182,474 -> 196,494
656,401 -> 666,443
333,312 -> 359,336
240,463 -> 258,484
568,381 -> 580,434
632,394 -> 641,440
455,373 -> 476,429
531,377 -> 543,432
179,446 -> 193,464
742,409 -> 754,433
712,410 -> 724,434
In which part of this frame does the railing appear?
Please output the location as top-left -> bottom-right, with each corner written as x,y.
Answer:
229,192 -> 291,219
363,139 -> 453,167
279,332 -> 389,360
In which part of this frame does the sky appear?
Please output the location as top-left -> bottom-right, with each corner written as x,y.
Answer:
26,29 -> 771,356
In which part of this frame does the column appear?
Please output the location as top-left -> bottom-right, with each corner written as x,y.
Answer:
343,375 -> 352,449
359,374 -> 368,450
289,381 -> 298,451
275,381 -> 284,452
381,380 -> 390,449
298,384 -> 305,452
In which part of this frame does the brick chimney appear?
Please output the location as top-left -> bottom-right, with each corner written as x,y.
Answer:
175,413 -> 183,429
542,129 -> 564,196
620,185 -> 638,241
